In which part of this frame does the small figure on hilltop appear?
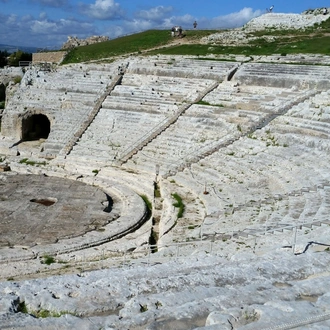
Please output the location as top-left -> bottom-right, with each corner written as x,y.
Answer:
267,5 -> 274,13
193,21 -> 197,29
171,26 -> 183,37
323,7 -> 328,15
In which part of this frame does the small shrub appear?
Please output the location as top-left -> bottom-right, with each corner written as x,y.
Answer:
92,169 -> 99,176
18,301 -> 28,314
19,158 -> 29,164
155,301 -> 162,309
42,255 -> 55,265
139,304 -> 148,313
13,76 -> 22,84
154,188 -> 161,198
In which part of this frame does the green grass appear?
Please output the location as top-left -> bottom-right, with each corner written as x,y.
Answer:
140,194 -> 152,212
19,158 -> 47,166
196,100 -> 224,107
62,30 -> 173,64
42,255 -> 56,265
13,76 -> 22,84
62,29 -> 218,64
29,309 -> 75,318
172,193 -> 185,218
147,35 -> 330,56
60,18 -> 330,64
17,300 -> 74,320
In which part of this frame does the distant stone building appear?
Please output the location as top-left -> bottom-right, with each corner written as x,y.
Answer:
32,51 -> 67,65
62,35 -> 109,50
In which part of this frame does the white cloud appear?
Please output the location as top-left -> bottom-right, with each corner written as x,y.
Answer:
30,18 -> 95,35
202,7 -> 263,29
135,6 -> 174,22
39,12 -> 47,20
0,13 -> 97,48
6,14 -> 18,25
159,7 -> 262,30
22,14 -> 34,22
103,19 -> 153,39
162,14 -> 195,29
103,7 -> 258,39
81,0 -> 124,20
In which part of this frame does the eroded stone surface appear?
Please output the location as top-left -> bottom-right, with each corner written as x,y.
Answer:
0,173 -> 111,247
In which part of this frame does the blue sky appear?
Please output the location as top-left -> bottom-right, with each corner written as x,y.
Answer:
0,0 -> 328,48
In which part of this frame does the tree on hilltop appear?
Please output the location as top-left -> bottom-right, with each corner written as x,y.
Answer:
7,50 -> 32,67
0,50 -> 9,68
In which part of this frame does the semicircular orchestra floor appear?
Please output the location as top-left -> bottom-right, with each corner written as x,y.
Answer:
0,174 -> 111,247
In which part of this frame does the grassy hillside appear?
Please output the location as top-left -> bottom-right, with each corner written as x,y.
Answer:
62,19 -> 330,64
62,30 -> 171,64
61,29 -> 217,64
149,35 -> 330,57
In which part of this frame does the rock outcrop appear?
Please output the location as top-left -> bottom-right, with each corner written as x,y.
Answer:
0,67 -> 24,86
61,35 -> 109,50
202,10 -> 330,45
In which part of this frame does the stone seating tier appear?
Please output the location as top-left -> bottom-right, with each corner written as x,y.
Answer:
274,116 -> 330,136
67,109 -> 168,162
118,74 -> 216,102
128,58 -> 237,80
103,95 -> 182,107
203,84 -> 306,112
110,87 -> 192,103
102,99 -> 179,114
124,104 -> 242,174
17,89 -> 96,106
170,141 -> 330,240
1,63 -> 119,154
234,63 -> 330,89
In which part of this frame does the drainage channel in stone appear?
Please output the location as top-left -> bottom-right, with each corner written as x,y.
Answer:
149,181 -> 162,253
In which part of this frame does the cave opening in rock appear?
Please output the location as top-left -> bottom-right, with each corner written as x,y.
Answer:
22,114 -> 50,141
